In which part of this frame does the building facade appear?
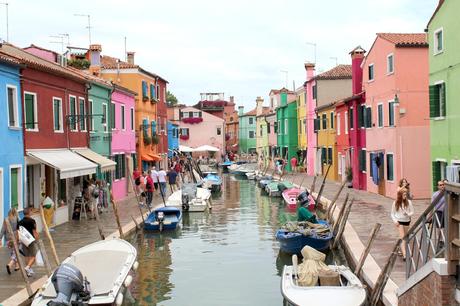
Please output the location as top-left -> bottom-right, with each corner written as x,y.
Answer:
238,106 -> 257,154
224,109 -> 239,153
276,90 -> 298,172
304,63 -> 317,176
315,103 -> 337,180
296,86 -> 307,165
167,122 -> 179,157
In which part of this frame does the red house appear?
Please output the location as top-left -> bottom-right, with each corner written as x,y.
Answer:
156,78 -> 169,166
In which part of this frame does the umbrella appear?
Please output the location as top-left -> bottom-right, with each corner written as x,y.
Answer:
179,145 -> 195,152
194,145 -> 219,152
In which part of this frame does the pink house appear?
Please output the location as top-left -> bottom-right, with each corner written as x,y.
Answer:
111,85 -> 137,201
304,63 -> 317,175
363,33 -> 430,199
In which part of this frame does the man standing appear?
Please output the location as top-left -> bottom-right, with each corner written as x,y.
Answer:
167,168 -> 179,192
145,171 -> 154,208
17,208 -> 39,277
158,168 -> 167,196
151,167 -> 159,194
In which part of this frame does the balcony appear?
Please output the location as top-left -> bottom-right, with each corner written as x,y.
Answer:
182,117 -> 203,124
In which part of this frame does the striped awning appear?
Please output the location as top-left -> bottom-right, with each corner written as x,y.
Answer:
73,148 -> 116,172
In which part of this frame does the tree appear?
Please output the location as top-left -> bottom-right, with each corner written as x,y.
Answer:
166,91 -> 178,107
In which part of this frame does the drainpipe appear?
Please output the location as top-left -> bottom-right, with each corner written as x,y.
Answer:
85,82 -> 92,150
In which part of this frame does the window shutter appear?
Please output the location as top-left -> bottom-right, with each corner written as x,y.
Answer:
321,147 -> 326,164
143,119 -> 148,137
150,84 -> 155,99
328,148 -> 333,164
142,81 -> 148,98
199,111 -> 202,118
429,85 -> 440,118
366,107 -> 372,128
369,153 -> 374,177
358,105 -> 364,127
441,83 -> 446,117
25,94 -> 35,129
151,121 -> 156,137
432,161 -> 441,192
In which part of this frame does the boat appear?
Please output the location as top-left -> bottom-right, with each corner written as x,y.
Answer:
166,184 -> 212,212
201,173 -> 222,192
276,220 -> 333,254
259,178 -> 273,189
265,181 -> 294,197
281,247 -> 366,306
32,239 -> 138,306
245,172 -> 256,180
145,206 -> 182,231
282,187 -> 303,207
218,161 -> 234,171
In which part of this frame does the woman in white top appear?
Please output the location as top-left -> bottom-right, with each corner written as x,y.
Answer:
391,188 -> 414,260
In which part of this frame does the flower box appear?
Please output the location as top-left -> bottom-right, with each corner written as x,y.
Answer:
142,96 -> 149,102
182,117 -> 203,124
180,135 -> 189,140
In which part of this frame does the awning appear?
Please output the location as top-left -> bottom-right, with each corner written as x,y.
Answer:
141,154 -> 154,161
179,145 -> 194,152
73,148 -> 116,172
149,153 -> 162,161
27,149 -> 97,179
194,145 -> 220,152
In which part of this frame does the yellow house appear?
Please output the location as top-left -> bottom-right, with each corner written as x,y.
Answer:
255,97 -> 270,160
315,103 -> 337,181
296,87 -> 307,162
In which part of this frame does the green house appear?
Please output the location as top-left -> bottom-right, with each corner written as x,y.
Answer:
428,0 -> 460,189
276,89 -> 298,171
238,106 -> 257,154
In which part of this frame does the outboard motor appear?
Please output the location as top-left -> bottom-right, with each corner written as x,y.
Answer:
157,211 -> 165,232
297,191 -> 310,207
47,263 -> 90,306
182,194 -> 190,211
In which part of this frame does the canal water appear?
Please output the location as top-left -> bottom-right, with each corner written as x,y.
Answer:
129,174 -> 346,306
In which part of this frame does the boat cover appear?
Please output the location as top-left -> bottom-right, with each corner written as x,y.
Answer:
297,246 -> 331,287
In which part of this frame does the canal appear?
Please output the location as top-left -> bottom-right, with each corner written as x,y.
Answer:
129,174 -> 345,306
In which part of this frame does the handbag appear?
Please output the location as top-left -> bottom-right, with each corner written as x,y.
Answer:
18,226 -> 35,247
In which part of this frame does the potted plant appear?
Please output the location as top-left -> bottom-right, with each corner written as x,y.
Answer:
150,97 -> 157,103
152,135 -> 159,144
143,136 -> 152,145
345,167 -> 353,188
142,96 -> 149,102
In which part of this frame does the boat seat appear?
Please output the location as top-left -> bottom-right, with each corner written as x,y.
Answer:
318,270 -> 341,286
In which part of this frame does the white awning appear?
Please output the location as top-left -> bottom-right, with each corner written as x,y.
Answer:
73,148 -> 117,172
194,145 -> 220,152
179,145 -> 195,152
27,149 -> 97,179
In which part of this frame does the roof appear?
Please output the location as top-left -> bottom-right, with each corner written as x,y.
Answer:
0,51 -> 21,66
316,101 -> 337,112
376,33 -> 428,47
269,87 -> 295,95
256,107 -> 272,117
315,64 -> 352,80
427,0 -> 445,27
0,43 -> 87,82
67,66 -> 113,89
242,108 -> 257,116
24,44 -> 58,55
101,55 -> 168,83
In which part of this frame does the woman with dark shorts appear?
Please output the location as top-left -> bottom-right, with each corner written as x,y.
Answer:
391,188 -> 414,260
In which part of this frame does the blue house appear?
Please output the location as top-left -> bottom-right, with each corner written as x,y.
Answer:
167,121 -> 179,157
0,54 -> 24,223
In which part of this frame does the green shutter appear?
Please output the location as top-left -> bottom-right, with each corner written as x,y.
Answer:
358,105 -> 364,128
441,83 -> 446,117
366,107 -> 372,128
432,161 -> 441,192
25,94 -> 35,129
142,81 -> 148,98
387,154 -> 394,181
389,102 -> 394,126
10,168 -> 18,209
429,85 -> 440,118
369,153 -> 374,177
150,84 -> 155,99
328,148 -> 333,164
321,147 -> 326,164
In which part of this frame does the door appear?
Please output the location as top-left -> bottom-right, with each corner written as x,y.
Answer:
10,168 -> 18,210
377,153 -> 386,196
341,155 -> 346,182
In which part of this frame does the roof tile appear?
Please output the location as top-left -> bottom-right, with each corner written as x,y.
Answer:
377,33 -> 428,47
315,64 -> 352,80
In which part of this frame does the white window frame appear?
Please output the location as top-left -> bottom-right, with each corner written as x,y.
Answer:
9,165 -> 23,212
285,118 -> 288,135
89,99 -> 94,132
78,97 -> 87,132
130,107 -> 134,131
111,102 -> 116,131
69,95 -> 78,132
102,103 -> 108,133
249,117 -> 254,125
377,103 -> 384,128
433,80 -> 446,119
121,105 -> 126,131
24,91 -> 38,132
434,27 -> 444,55
6,85 -> 19,128
386,152 -> 394,182
368,64 -> 374,82
248,130 -> 255,139
387,53 -> 394,75
52,97 -> 63,133
344,111 -> 348,135
337,113 -> 341,135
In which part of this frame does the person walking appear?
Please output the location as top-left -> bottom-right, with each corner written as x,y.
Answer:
432,180 -> 447,249
151,167 -> 159,194
290,156 -> 298,173
1,208 -> 19,274
17,208 -> 39,277
397,178 -> 413,199
145,171 -> 154,208
158,167 -> 168,196
167,168 -> 179,192
391,188 -> 414,260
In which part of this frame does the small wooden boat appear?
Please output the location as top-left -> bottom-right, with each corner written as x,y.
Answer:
266,181 -> 294,197
201,173 -> 222,192
259,179 -> 272,189
166,186 -> 211,212
276,220 -> 333,254
32,239 -> 138,306
281,264 -> 366,306
145,206 -> 182,231
282,187 -> 303,207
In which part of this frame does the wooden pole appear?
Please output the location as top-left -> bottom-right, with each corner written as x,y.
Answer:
93,205 -> 105,240
332,197 -> 354,249
354,223 -> 381,276
39,205 -> 60,266
110,189 -> 124,239
310,175 -> 317,193
5,220 -> 33,296
332,193 -> 349,233
369,239 -> 401,306
36,239 -> 52,276
326,180 -> 347,219
315,163 -> 332,209
131,215 -> 140,230
126,163 -> 148,219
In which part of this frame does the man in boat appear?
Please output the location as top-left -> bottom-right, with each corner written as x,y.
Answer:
297,195 -> 317,223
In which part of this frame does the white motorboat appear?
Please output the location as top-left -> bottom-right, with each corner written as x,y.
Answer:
32,239 -> 138,306
166,186 -> 212,212
281,264 -> 366,306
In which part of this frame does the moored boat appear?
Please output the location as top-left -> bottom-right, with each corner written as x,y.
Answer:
166,185 -> 212,212
145,206 -> 182,231
282,187 -> 302,207
266,181 -> 294,197
32,239 -> 138,306
202,173 -> 222,192
276,220 -> 333,254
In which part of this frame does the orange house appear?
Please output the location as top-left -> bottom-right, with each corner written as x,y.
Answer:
100,52 -> 168,171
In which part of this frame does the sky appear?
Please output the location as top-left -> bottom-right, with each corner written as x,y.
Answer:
1,0 -> 437,110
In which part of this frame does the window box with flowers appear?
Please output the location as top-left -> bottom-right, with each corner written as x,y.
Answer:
182,117 -> 203,124
180,134 -> 189,141
143,136 -> 152,145
142,96 -> 149,102
150,97 -> 157,103
152,135 -> 160,144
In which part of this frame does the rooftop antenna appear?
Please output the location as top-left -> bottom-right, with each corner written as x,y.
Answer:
280,70 -> 288,88
74,13 -> 92,45
50,35 -> 65,53
59,33 -> 70,46
306,41 -> 317,64
124,36 -> 127,62
0,2 -> 9,42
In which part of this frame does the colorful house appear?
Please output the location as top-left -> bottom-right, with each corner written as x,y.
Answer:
266,112 -> 278,160
363,33 -> 430,198
314,64 -> 352,179
194,93 -> 235,119
224,108 -> 239,153
167,122 -> 179,157
304,63 -> 317,176
0,52 -> 24,224
335,99 -> 350,183
428,0 -> 460,188
238,106 -> 257,154
296,86 -> 307,165
255,97 -> 270,158
276,89 -> 298,172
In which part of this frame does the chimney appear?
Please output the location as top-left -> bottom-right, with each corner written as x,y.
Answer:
88,44 -> 102,76
229,96 -> 234,104
238,106 -> 244,116
256,97 -> 264,116
304,62 -> 315,82
280,88 -> 288,107
349,46 -> 366,95
127,51 -> 135,65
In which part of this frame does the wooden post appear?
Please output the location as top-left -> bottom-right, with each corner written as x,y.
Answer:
326,180 -> 347,219
332,197 -> 354,249
354,223 -> 381,276
332,193 -> 349,233
310,175 -> 317,193
370,239 -> 401,306
5,220 -> 33,296
93,206 -> 105,240
110,189 -> 124,239
126,165 -> 148,219
36,239 -> 52,276
39,205 -> 60,266
315,163 -> 332,209
131,215 -> 140,230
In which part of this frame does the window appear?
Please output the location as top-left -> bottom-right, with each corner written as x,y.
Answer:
322,113 -> 327,129
249,131 -> 255,138
387,54 -> 394,74
260,125 -> 263,136
180,128 -> 189,136
368,64 -> 374,81
88,100 -> 94,132
156,84 -> 160,100
337,113 -> 341,135
388,101 -> 395,127
386,153 -> 394,181
10,166 -> 22,210
267,123 -> 271,134
312,85 -> 317,99
378,104 -> 383,127
344,111 -> 348,134
358,105 -> 365,128
102,103 -> 108,132
359,149 -> 366,172
349,107 -> 354,129
130,108 -> 134,131
274,121 -> 278,133
330,112 -> 334,130
7,85 -> 18,127
53,98 -> 63,131
164,87 -> 166,102
432,160 -> 447,191
429,82 -> 446,118
121,105 -> 125,130
142,81 -> 148,99
150,84 -> 155,100
365,106 -> 372,128
68,95 -> 77,131
434,28 -> 443,54
249,117 -> 254,125
111,102 -> 116,130
321,147 -> 327,164
24,92 -> 38,130
284,119 -> 288,135
314,117 -> 320,133
79,98 -> 86,131
114,154 -> 126,180
217,127 -> 222,135
327,147 -> 333,165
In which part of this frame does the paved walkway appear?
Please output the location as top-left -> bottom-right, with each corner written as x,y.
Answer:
277,171 -> 429,286
0,190 -> 168,303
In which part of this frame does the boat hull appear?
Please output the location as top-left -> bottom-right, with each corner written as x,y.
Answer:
276,221 -> 333,254
145,207 -> 182,231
